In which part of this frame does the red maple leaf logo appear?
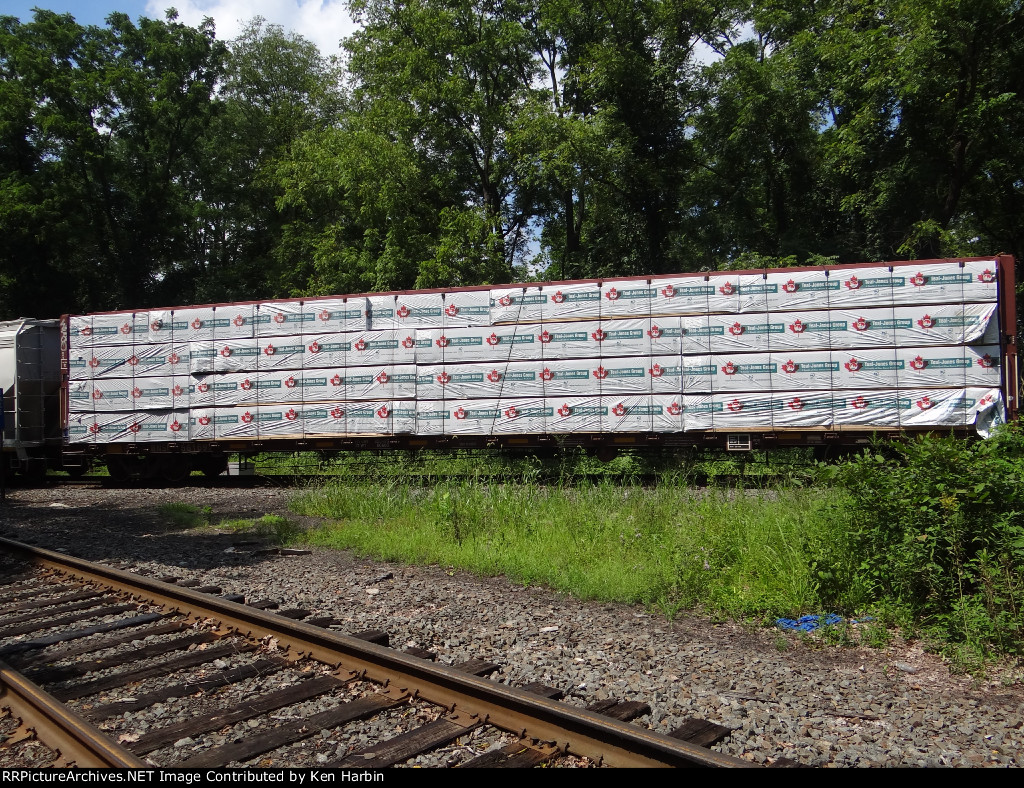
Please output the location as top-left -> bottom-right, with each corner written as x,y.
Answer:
660,285 -> 675,298
558,404 -> 572,417
789,319 -> 806,334
445,303 -> 459,316
169,420 -> 182,432
191,318 -> 203,330
285,408 -> 297,421
504,407 -> 519,419
497,295 -> 512,307
129,422 -> 141,433
788,397 -> 804,411
285,377 -> 297,388
121,323 -> 132,334
437,372 -> 451,386
917,396 -> 934,410
978,269 -> 996,283
605,287 -> 620,301
376,405 -> 390,419
319,309 -> 331,321
172,385 -> 183,397
486,333 -> 500,345
241,411 -> 254,423
851,396 -> 867,409
594,366 -> 608,379
844,358 -> 861,372
263,344 -> 276,356
150,320 -> 162,332
647,325 -> 663,339
92,389 -> 103,400
909,356 -> 927,370
782,280 -> 798,293
308,341 -> 321,354
402,336 -> 415,348
538,331 -> 552,344
845,276 -> 861,290
852,317 -> 869,331
80,326 -> 93,336
330,407 -> 344,419
331,374 -> 343,386
198,415 -> 211,426
128,355 -> 139,366
132,387 -> 142,399
781,359 -> 798,374
551,291 -> 565,303
728,322 -> 744,336
89,422 -> 100,434
909,272 -> 927,287
376,371 -> 389,385
917,315 -> 934,329
355,338 -> 368,351
649,364 -> 664,378
233,314 -> 245,327
540,368 -> 554,381
719,281 -> 735,295
978,354 -> 995,368
487,369 -> 502,382
435,336 -> 449,348
396,305 -> 411,319
220,346 -> 232,357
721,361 -> 738,375
274,312 -> 287,324
667,402 -> 682,416
88,357 -> 100,368
168,353 -> 180,365
454,407 -> 467,420
612,403 -> 626,416
198,383 -> 210,393
240,379 -> 252,390
591,329 -> 607,342
727,399 -> 743,412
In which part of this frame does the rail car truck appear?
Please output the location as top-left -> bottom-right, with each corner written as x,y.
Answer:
2,255 -> 1016,481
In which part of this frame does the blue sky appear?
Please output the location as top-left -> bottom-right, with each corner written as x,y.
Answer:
3,1 -> 356,55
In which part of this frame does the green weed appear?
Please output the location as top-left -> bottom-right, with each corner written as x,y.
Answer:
157,502 -> 211,528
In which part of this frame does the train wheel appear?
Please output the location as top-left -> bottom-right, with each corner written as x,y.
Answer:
198,454 -> 229,478
105,456 -> 133,482
158,455 -> 192,484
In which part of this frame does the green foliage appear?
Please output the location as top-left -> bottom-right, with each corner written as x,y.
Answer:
818,426 -> 1024,657
157,502 -> 212,528
218,514 -> 302,545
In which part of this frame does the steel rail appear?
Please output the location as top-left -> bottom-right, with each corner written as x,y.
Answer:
1,536 -> 753,768
0,657 -> 148,768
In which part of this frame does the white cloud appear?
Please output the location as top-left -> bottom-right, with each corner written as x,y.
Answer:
146,0 -> 357,56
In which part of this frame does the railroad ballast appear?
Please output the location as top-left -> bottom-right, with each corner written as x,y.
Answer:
58,256 -> 1017,461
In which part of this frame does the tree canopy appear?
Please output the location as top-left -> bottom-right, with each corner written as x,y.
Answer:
1,0 -> 1021,320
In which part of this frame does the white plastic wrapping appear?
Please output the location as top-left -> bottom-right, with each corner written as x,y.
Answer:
898,388 -> 979,428
545,396 -> 605,434
540,282 -> 601,321
441,290 -> 491,327
301,333 -> 349,370
489,286 -> 545,324
536,359 -> 598,398
595,357 -> 651,396
393,292 -> 444,329
421,324 -> 539,365
895,347 -> 968,389
706,273 -> 740,314
538,321 -> 601,360
827,266 -> 899,308
961,259 -> 1000,303
303,298 -> 367,334
415,401 -> 450,435
254,302 -> 316,337
681,355 -> 718,394
680,393 -> 719,431
680,315 -> 715,354
896,303 -> 996,346
736,273 -> 773,313
769,351 -> 837,392
600,280 -> 654,318
68,346 -> 137,380
366,295 -> 399,330
650,276 -> 712,316
68,312 -> 148,348
710,353 -> 776,392
597,318 -> 650,358
707,314 -> 783,353
651,394 -> 685,432
601,395 -> 656,432
766,391 -> 837,428
830,348 -> 900,389
343,330 -> 411,367
647,318 -> 684,356
832,392 -> 905,428
965,345 -> 1002,387
889,263 -> 969,306
764,269 -> 836,312
647,356 -> 685,396
766,313 -> 843,352
973,389 -> 1005,437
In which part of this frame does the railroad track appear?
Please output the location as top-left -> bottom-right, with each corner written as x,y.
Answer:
0,537 -> 764,769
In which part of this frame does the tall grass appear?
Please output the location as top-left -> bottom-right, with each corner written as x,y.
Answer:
291,479 -> 845,619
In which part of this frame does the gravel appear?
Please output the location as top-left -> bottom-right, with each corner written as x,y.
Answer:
2,484 -> 1023,768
